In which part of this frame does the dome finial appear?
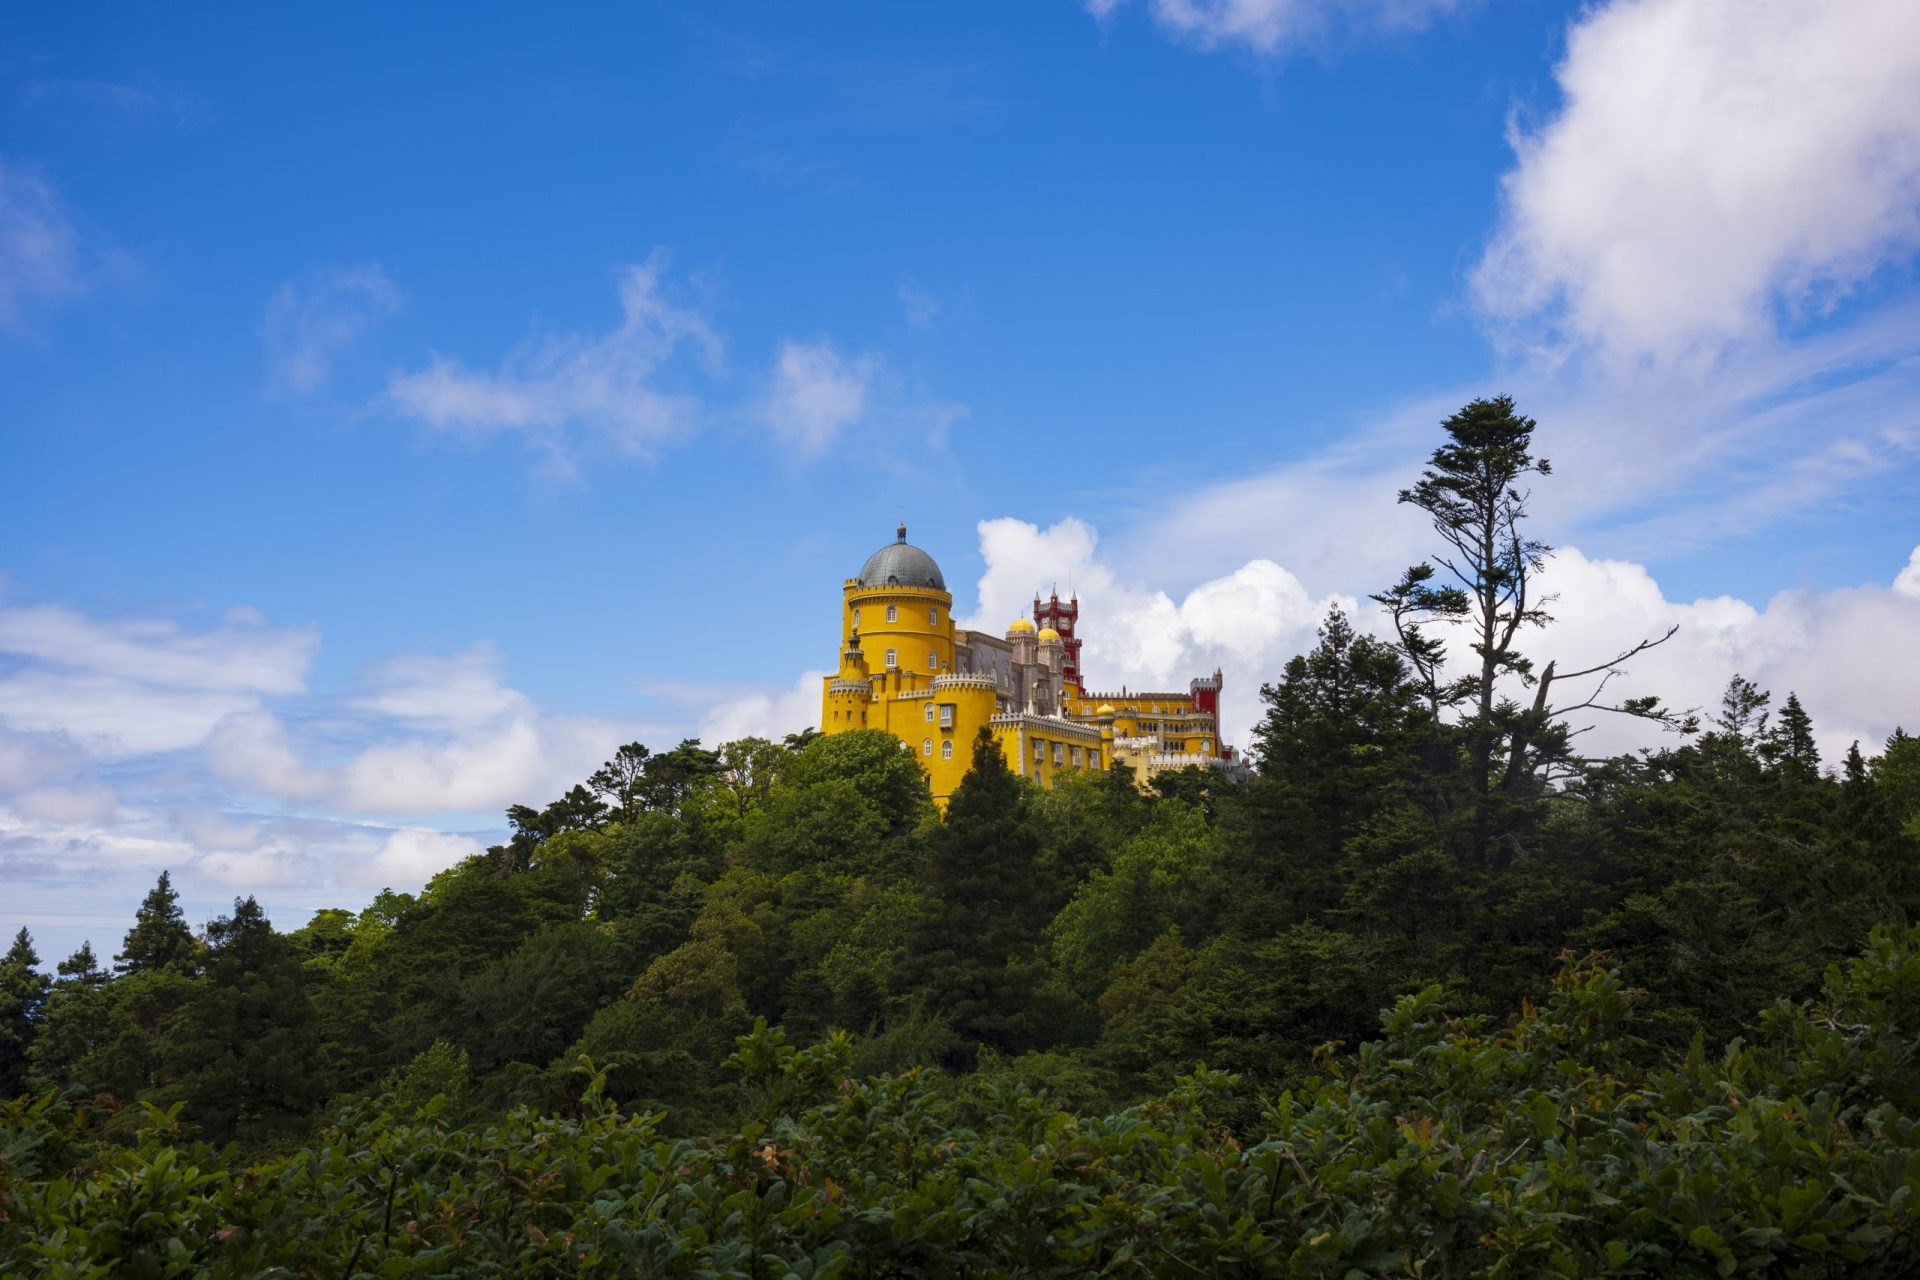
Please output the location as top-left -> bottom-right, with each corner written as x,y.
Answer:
896,521 -> 907,542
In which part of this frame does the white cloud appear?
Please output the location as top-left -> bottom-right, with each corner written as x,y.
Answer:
760,340 -> 875,454
1895,547 -> 1920,600
195,849 -> 306,889
697,671 -> 832,745
204,709 -> 331,800
345,827 -> 484,888
964,517 -> 1349,747
388,253 -> 719,464
351,646 -> 529,729
0,602 -> 317,758
9,784 -> 116,825
1475,0 -> 1920,362
0,156 -> 82,330
0,602 -> 315,693
1087,0 -> 1464,55
0,726 -> 87,792
264,263 -> 401,394
1524,545 -> 1920,764
756,339 -> 966,457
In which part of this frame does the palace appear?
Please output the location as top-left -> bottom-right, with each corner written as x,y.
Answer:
821,524 -> 1239,804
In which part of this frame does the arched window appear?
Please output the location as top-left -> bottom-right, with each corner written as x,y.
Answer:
928,607 -> 938,624
928,649 -> 938,670
922,738 -> 933,756
886,605 -> 898,623
885,649 -> 897,668
924,703 -> 934,722
941,740 -> 954,760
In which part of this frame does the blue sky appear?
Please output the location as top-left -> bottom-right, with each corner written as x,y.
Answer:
4,0 -> 1919,963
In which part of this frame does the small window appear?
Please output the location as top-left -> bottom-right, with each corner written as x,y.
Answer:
886,605 -> 898,623
928,607 -> 938,624
941,740 -> 953,760
928,649 -> 937,670
924,703 -> 934,722
939,704 -> 954,727
1090,750 -> 1100,769
922,738 -> 933,756
1034,741 -> 1045,763
853,608 -> 861,626
885,648 -> 897,668
1072,746 -> 1082,767
1053,743 -> 1063,765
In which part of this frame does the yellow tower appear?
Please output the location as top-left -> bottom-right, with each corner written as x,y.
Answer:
820,524 -> 995,804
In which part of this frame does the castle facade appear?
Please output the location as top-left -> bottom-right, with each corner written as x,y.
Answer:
821,524 -> 1237,804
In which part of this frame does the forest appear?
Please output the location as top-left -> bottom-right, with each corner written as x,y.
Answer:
3,399 -> 1918,1276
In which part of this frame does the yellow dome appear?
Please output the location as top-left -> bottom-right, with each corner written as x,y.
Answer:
1038,627 -> 1061,643
1096,703 -> 1116,715
1007,617 -> 1036,634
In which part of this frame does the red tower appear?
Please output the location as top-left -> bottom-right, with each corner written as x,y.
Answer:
1033,589 -> 1083,688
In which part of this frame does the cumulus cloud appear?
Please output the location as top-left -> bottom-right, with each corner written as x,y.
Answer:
1086,0 -> 1465,55
1895,547 -> 1920,600
0,156 -> 82,330
388,252 -> 720,465
1523,545 -> 1920,764
1475,0 -> 1920,362
760,340 -> 876,454
696,671 -> 833,745
965,517 -> 1351,747
264,263 -> 401,394
345,827 -> 485,888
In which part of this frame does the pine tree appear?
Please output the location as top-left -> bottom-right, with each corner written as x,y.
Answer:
1765,692 -> 1821,783
914,730 -> 1052,1059
161,897 -> 326,1145
1250,605 -> 1427,861
0,928 -> 51,1098
26,943 -> 113,1092
116,871 -> 199,976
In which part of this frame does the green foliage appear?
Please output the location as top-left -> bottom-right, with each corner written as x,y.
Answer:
157,897 -> 327,1146
7,935 -> 1919,1277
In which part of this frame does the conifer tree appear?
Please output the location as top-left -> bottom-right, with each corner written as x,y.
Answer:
161,897 -> 326,1145
1377,396 -> 1687,857
0,928 -> 50,1098
1251,606 -> 1426,860
914,729 -> 1051,1058
1766,691 -> 1821,783
116,870 -> 198,976
26,943 -> 112,1092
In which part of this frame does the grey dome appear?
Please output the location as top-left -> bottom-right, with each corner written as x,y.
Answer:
859,524 -> 946,590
